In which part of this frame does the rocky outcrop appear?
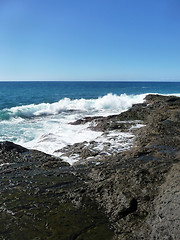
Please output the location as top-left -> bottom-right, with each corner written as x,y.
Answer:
69,94 -> 180,239
0,94 -> 179,240
149,163 -> 180,240
0,142 -> 113,240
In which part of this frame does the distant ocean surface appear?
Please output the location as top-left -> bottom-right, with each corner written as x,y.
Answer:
0,81 -> 180,162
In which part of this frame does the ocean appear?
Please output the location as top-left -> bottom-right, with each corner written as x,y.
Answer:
0,81 -> 180,164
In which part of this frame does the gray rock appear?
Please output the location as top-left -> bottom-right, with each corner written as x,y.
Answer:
0,94 -> 180,239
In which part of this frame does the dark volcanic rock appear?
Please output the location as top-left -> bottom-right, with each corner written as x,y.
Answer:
0,94 -> 180,240
0,142 -> 113,240
0,141 -> 28,153
82,94 -> 180,239
69,94 -> 180,239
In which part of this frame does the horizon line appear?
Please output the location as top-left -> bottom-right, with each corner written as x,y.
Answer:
0,79 -> 180,82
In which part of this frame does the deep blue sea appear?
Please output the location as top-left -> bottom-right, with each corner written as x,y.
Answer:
0,81 -> 180,163
1,81 -> 180,110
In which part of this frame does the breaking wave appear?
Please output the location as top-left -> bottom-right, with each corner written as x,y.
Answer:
0,93 -> 146,121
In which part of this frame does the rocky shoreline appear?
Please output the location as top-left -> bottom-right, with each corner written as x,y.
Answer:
0,94 -> 179,240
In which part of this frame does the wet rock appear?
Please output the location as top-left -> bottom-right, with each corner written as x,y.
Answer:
0,141 -> 28,153
0,143 -> 113,239
0,94 -> 180,239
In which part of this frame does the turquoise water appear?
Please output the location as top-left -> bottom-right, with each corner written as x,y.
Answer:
0,81 -> 180,158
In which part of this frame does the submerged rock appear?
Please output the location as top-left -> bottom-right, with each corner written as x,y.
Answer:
0,94 -> 180,240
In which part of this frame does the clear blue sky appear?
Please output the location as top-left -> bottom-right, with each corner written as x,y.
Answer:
0,0 -> 180,81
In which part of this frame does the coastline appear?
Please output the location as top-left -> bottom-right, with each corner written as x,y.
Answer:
0,94 -> 180,239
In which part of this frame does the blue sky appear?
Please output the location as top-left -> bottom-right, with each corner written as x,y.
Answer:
0,0 -> 180,81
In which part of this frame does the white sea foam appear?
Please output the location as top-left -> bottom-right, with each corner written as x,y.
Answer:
55,130 -> 137,165
1,93 -> 147,120
0,163 -> 11,167
20,121 -> 102,155
0,93 -> 150,164
60,154 -> 81,165
93,131 -> 135,153
2,92 -> 180,122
